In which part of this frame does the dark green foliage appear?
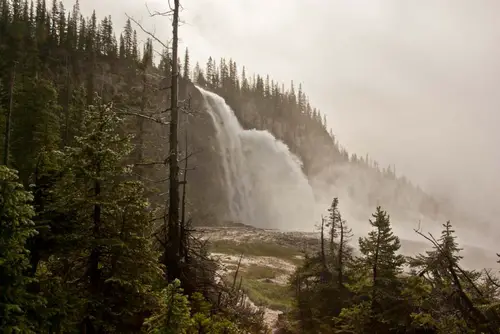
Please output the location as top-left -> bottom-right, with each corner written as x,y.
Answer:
0,166 -> 37,332
144,279 -> 249,334
289,199 -> 354,333
351,207 -> 406,332
283,205 -> 500,334
11,77 -> 60,182
48,101 -> 163,332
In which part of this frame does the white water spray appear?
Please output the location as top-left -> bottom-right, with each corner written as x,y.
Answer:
197,86 -> 317,230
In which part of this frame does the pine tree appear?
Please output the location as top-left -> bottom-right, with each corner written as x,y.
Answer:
119,33 -> 125,59
410,221 -> 463,282
206,56 -> 213,87
337,213 -> 352,288
358,206 -> 405,330
123,18 -> 132,59
11,77 -> 60,183
77,14 -> 85,52
193,62 -> 205,85
49,0 -> 57,45
298,83 -> 305,112
264,75 -> 270,97
144,279 -> 191,334
183,47 -> 190,80
52,101 -> 162,332
132,29 -> 138,61
241,66 -> 249,94
0,166 -> 38,332
327,197 -> 341,256
57,2 -> 66,47
229,59 -> 238,91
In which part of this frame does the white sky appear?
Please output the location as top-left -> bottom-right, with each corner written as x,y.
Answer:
68,0 -> 500,220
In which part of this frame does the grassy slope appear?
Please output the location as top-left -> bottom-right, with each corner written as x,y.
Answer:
209,240 -> 304,266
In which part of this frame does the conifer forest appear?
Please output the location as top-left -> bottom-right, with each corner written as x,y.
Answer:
1,0 -> 500,333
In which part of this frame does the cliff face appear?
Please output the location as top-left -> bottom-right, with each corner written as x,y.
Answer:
181,80 -> 445,228
180,82 -> 229,225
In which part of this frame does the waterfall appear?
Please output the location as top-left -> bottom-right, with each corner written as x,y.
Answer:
197,86 -> 317,230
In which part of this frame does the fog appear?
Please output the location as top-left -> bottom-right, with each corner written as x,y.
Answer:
69,1 -> 500,256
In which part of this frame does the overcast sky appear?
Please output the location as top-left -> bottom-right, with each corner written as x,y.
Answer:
68,0 -> 500,219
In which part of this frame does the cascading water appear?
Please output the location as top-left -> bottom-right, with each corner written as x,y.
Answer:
197,86 -> 317,230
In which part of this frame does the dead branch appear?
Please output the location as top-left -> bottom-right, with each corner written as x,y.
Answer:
414,229 -> 497,332
126,14 -> 172,51
118,110 -> 169,125
146,3 -> 174,17
134,149 -> 201,170
484,269 -> 500,289
134,161 -> 168,167
232,255 -> 244,289
153,231 -> 167,249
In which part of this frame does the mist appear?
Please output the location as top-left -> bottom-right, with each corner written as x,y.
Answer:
69,0 -> 500,256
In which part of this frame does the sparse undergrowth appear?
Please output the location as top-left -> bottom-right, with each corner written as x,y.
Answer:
222,264 -> 294,312
206,229 -> 306,315
241,279 -> 293,312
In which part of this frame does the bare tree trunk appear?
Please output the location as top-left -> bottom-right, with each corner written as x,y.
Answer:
179,126 -> 188,261
63,55 -> 71,146
84,162 -> 101,334
136,65 -> 147,178
338,220 -> 344,288
369,227 -> 382,329
166,0 -> 181,282
320,216 -> 326,270
4,64 -> 16,166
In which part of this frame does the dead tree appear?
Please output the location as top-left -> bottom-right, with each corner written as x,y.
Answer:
337,218 -> 352,288
179,114 -> 190,262
128,0 -> 182,282
320,215 -> 327,270
165,0 -> 181,282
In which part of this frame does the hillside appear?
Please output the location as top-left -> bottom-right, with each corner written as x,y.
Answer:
0,0 -> 447,230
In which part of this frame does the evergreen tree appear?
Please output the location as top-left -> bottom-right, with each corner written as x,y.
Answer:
144,279 -> 191,334
406,221 -> 493,332
0,166 -> 38,332
241,66 -> 249,94
357,206 -> 405,331
193,61 -> 205,85
327,197 -> 341,255
118,33 -> 125,59
411,221 -> 463,280
183,47 -> 190,80
206,56 -> 213,87
132,29 -> 138,61
123,18 -> 132,59
11,77 -> 60,184
51,101 -> 162,332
